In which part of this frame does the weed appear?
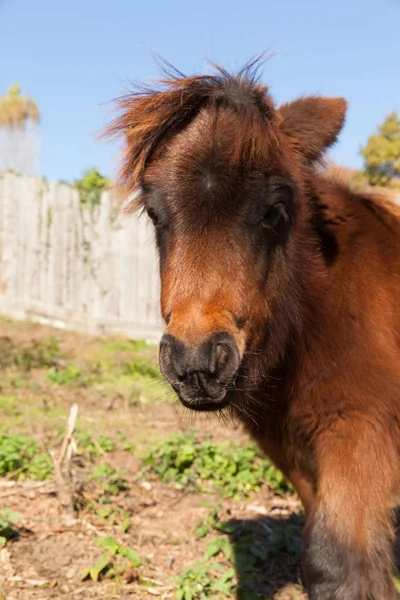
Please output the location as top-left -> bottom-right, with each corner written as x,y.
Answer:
90,462 -> 130,497
142,433 -> 291,499
103,338 -> 149,353
117,433 -> 136,455
82,536 -> 141,582
98,505 -> 131,533
195,505 -> 235,539
0,432 -> 52,479
76,431 -> 115,457
47,364 -> 90,386
0,509 -> 21,547
122,358 -> 161,380
176,562 -> 235,599
0,336 -> 60,371
16,338 -> 60,371
0,396 -> 23,417
192,507 -> 303,600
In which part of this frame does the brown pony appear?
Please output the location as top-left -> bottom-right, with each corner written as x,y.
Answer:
106,59 -> 400,599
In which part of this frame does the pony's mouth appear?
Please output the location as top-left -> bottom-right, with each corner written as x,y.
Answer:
179,394 -> 231,412
173,386 -> 232,412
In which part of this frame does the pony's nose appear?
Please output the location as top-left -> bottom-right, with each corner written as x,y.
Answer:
159,332 -> 240,406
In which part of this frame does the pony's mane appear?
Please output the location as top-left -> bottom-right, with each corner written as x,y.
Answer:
104,57 -> 279,200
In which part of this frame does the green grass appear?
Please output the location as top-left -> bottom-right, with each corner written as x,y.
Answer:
102,337 -> 150,353
141,433 -> 291,499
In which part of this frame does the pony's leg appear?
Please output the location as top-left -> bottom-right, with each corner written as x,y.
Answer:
301,423 -> 398,600
288,469 -> 315,517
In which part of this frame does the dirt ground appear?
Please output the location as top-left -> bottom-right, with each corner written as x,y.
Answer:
0,316 -> 306,600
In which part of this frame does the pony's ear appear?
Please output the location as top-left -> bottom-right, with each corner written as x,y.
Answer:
278,96 -> 347,161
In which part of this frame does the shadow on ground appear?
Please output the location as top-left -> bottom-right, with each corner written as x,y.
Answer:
225,512 -> 305,599
226,509 -> 400,600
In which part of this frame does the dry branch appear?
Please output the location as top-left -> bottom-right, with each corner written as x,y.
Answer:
51,403 -> 78,525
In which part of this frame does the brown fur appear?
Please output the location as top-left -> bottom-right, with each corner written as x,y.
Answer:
106,59 -> 400,599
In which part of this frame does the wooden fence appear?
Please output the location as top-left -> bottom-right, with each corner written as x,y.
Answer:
0,173 -> 163,342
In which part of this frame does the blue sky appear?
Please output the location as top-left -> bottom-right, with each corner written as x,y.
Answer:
1,0 -> 399,182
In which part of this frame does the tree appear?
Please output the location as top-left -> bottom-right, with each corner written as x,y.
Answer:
0,84 -> 40,175
75,168 -> 111,207
360,111 -> 400,189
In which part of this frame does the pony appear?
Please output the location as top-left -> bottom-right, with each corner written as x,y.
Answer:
106,59 -> 400,599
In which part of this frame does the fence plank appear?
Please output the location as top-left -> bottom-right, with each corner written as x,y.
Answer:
0,173 -> 163,342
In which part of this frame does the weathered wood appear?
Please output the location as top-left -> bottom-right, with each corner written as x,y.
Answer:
0,173 -> 163,342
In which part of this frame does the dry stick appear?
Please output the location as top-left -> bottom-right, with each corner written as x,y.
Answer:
58,403 -> 79,463
51,403 -> 78,526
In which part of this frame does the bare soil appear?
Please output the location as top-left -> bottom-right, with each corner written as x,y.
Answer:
0,316 -> 306,600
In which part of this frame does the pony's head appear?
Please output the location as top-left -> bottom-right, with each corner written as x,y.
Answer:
106,59 -> 346,412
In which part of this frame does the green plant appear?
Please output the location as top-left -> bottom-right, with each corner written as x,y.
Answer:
103,338 -> 149,353
75,168 -> 110,208
47,364 -> 89,386
176,562 -> 235,600
98,505 -> 131,533
82,536 -> 141,582
117,433 -> 136,455
90,462 -> 130,497
0,395 -> 23,417
16,338 -> 60,370
76,431 -> 115,457
195,505 -> 235,539
122,358 -> 161,380
0,509 -> 21,547
361,111 -> 400,188
0,432 -> 52,479
142,434 -> 291,499
193,507 -> 303,600
0,336 -> 60,371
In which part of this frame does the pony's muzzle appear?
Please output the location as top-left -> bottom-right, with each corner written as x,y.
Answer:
159,332 -> 240,411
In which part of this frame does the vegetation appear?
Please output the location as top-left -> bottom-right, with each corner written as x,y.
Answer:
0,84 -> 40,175
360,111 -> 400,189
47,364 -> 90,386
176,561 -> 235,600
0,509 -> 22,547
0,318 -> 305,599
177,505 -> 303,599
82,536 -> 142,582
0,432 -> 52,479
0,336 -> 60,371
142,433 -> 291,498
75,167 -> 111,207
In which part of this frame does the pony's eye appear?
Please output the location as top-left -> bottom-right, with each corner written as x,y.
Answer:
261,203 -> 289,230
147,208 -> 159,226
